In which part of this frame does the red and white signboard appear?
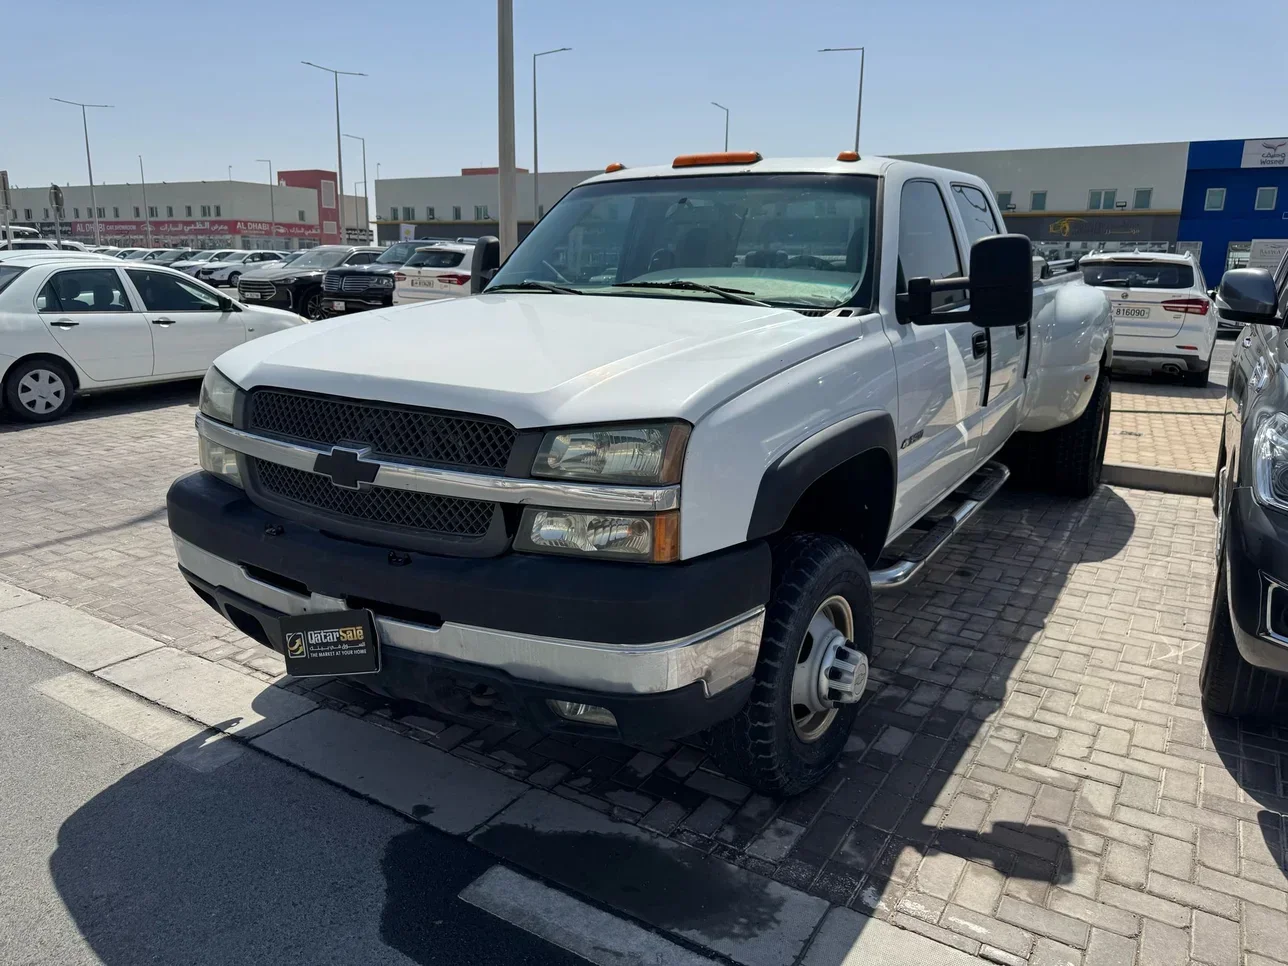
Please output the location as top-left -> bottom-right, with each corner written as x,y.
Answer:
71,219 -> 321,238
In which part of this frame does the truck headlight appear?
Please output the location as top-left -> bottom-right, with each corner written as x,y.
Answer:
1253,412 -> 1288,512
198,366 -> 240,424
515,508 -> 679,562
532,423 -> 689,484
198,436 -> 243,488
373,276 -> 393,287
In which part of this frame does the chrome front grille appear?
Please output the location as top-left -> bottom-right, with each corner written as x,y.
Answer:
245,389 -> 517,472
322,272 -> 383,294
343,275 -> 376,293
321,271 -> 342,293
250,458 -> 495,537
239,279 -> 276,299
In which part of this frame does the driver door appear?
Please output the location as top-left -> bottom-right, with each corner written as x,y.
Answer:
125,269 -> 246,376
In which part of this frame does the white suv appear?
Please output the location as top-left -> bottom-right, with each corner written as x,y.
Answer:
1080,251 -> 1216,386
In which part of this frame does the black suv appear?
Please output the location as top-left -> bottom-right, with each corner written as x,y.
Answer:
320,239 -> 450,316
1205,262 -> 1288,717
236,245 -> 382,320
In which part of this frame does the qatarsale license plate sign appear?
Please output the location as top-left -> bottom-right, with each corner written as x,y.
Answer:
280,609 -> 379,677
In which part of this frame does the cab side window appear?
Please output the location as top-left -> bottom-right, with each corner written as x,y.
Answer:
950,184 -> 1000,247
898,180 -> 964,310
346,251 -> 376,265
43,269 -> 132,312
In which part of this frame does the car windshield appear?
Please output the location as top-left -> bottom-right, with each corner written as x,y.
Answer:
188,251 -> 217,261
1082,261 -> 1194,289
375,242 -> 429,264
154,249 -> 183,258
289,249 -> 348,269
278,251 -> 303,265
489,173 -> 879,309
208,250 -> 236,261
223,252 -> 251,263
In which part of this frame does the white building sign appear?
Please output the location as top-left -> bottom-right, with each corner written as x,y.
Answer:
1241,138 -> 1288,168
1248,238 -> 1288,271
399,223 -> 415,241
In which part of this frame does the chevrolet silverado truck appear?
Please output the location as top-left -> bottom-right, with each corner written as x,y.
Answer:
167,152 -> 1113,794
1204,261 -> 1288,717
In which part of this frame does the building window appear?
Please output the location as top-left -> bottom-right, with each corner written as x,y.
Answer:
185,205 -> 193,217
213,205 -> 221,217
1256,186 -> 1278,211
1029,191 -> 1047,212
200,205 -> 211,217
1133,188 -> 1152,210
132,206 -> 139,218
148,206 -> 158,218
425,207 -> 435,220
23,208 -> 32,220
452,205 -> 462,221
73,207 -> 79,218
167,205 -> 174,217
389,206 -> 398,221
321,180 -> 336,209
402,206 -> 415,220
1088,189 -> 1117,210
995,191 -> 1013,210
1204,188 -> 1226,211
298,209 -> 306,222
323,220 -> 337,235
96,207 -> 105,218
474,204 -> 490,220
42,208 -> 49,219
112,206 -> 120,218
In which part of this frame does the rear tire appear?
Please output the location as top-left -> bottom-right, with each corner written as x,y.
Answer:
4,357 -> 75,423
708,534 -> 873,797
1002,367 -> 1110,498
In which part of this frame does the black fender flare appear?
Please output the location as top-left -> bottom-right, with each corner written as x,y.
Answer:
746,410 -> 898,544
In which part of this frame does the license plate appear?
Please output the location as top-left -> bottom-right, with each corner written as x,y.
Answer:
328,300 -> 346,311
280,609 -> 379,677
411,278 -> 430,287
1113,305 -> 1150,319
243,291 -> 263,299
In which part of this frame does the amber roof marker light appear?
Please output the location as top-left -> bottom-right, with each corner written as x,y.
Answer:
604,162 -> 626,172
837,150 -> 860,162
672,151 -> 762,168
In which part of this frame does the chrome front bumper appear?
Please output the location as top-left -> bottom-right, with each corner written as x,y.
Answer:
173,535 -> 762,697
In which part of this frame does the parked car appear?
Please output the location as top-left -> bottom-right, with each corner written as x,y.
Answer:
320,240 -> 453,316
1205,261 -> 1288,717
392,243 -> 475,305
140,248 -> 201,266
0,250 -> 120,264
0,239 -> 89,252
113,248 -> 146,260
171,250 -> 236,275
197,251 -> 288,288
168,152 -> 1114,794
1080,250 -> 1215,386
235,245 -> 381,320
0,257 -> 303,423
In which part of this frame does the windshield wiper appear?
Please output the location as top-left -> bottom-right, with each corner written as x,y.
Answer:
487,279 -> 584,295
611,279 -> 769,307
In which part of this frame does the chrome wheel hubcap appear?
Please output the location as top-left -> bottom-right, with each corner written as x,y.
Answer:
791,595 -> 864,742
17,368 -> 66,414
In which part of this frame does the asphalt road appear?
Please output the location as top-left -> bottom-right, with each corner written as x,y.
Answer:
0,635 -> 581,966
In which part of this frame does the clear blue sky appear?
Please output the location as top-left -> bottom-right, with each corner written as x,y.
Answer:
6,0 -> 1288,190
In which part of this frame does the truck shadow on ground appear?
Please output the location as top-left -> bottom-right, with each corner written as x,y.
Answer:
1203,710 -> 1288,881
0,379 -> 198,432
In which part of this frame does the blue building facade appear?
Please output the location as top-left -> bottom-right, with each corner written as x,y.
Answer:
1179,138 -> 1288,284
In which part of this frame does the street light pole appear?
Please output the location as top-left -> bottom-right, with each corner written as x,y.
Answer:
343,133 -> 369,243
51,98 -> 113,245
303,61 -> 366,241
711,101 -> 729,151
139,155 -> 153,247
497,0 -> 518,257
532,46 -> 571,224
818,46 -> 865,153
256,159 -> 275,247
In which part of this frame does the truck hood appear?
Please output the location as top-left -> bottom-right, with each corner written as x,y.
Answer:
213,292 -> 862,427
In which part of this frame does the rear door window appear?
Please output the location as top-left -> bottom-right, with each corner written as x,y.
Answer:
42,269 -> 132,312
1081,262 -> 1195,289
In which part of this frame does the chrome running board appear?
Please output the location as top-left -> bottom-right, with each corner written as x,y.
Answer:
870,461 -> 1010,591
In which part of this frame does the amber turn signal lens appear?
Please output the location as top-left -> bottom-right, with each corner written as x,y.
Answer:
652,510 -> 680,563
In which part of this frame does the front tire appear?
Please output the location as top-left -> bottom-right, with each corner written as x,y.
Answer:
1199,561 -> 1288,717
227,272 -> 241,287
301,288 -> 325,321
708,534 -> 873,796
4,358 -> 75,423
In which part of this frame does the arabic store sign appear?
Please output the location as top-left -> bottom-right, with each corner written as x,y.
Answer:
70,219 -> 321,237
1241,139 -> 1288,168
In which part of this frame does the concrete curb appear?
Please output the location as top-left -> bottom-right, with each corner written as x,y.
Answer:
1103,462 -> 1214,498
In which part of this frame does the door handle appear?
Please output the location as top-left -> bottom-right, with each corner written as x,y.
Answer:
151,318 -> 178,326
50,318 -> 79,328
971,331 -> 989,358
1015,323 -> 1027,338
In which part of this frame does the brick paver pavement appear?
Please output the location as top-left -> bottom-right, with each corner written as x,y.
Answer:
1106,377 -> 1225,475
2,384 -> 1285,966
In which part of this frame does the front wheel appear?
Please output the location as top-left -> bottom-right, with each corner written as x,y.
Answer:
227,272 -> 241,287
708,534 -> 873,796
301,288 -> 325,321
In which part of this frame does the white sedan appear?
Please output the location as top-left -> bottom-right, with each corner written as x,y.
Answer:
392,243 -> 475,304
195,251 -> 288,287
0,257 -> 304,422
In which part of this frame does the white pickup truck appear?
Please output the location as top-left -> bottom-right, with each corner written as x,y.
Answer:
167,152 -> 1112,794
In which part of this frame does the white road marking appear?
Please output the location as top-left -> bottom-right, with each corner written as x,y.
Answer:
460,865 -> 719,966
0,599 -> 162,670
34,671 -> 243,772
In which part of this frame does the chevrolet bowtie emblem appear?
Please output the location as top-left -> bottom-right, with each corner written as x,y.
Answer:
313,446 -> 379,489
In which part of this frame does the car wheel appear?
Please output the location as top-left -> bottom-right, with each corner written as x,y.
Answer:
4,358 -> 75,423
228,272 -> 241,287
302,289 -> 325,321
708,533 -> 872,796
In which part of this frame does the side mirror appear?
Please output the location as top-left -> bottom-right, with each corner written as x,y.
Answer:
1217,268 -> 1280,325
217,295 -> 237,312
968,233 -> 1033,327
470,236 -> 501,294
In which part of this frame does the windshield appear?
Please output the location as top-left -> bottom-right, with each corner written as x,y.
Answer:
288,249 -> 348,270
223,252 -> 251,263
1082,261 -> 1194,289
489,173 -> 878,309
188,251 -> 217,262
376,242 -> 429,264
278,251 -> 303,265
